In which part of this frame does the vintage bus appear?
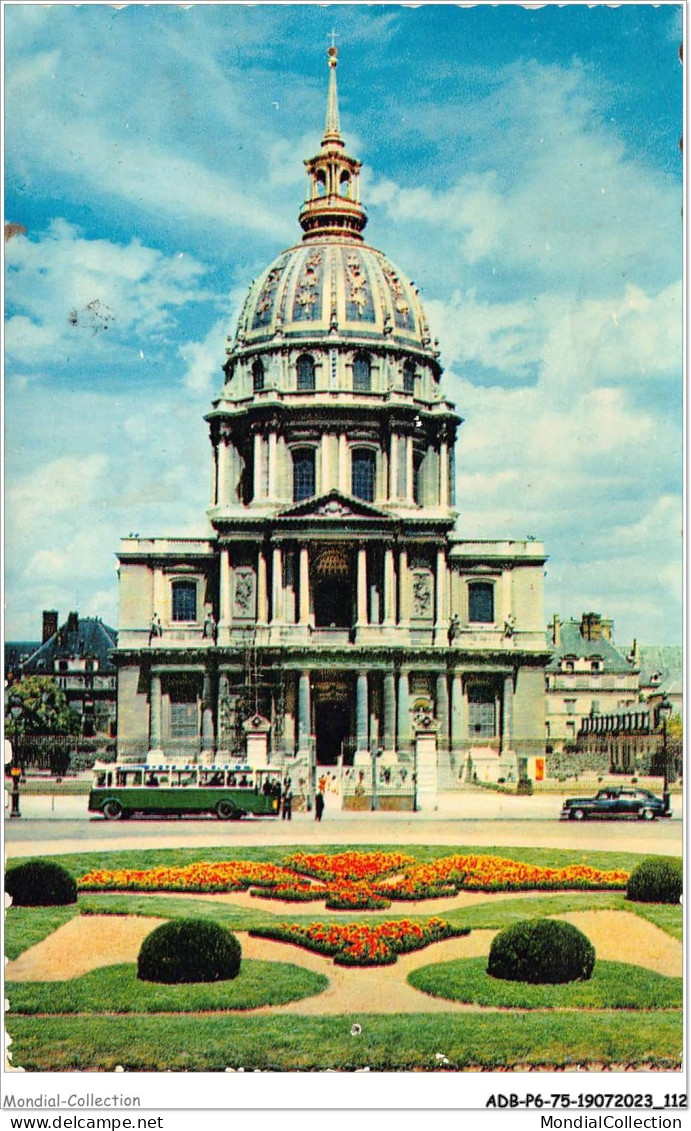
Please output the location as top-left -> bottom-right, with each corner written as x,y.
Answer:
88,763 -> 282,820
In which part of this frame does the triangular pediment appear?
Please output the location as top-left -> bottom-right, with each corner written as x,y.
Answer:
276,489 -> 393,521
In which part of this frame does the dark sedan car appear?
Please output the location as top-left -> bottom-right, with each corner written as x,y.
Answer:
560,787 -> 671,821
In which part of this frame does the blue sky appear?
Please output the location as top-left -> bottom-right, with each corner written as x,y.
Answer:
4,3 -> 683,645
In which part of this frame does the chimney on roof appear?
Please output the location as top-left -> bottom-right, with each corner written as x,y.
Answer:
42,610 -> 58,643
551,613 -> 561,647
67,611 -> 79,634
580,612 -> 604,642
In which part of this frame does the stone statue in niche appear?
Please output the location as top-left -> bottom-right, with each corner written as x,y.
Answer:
234,569 -> 256,617
202,609 -> 217,640
412,571 -> 432,618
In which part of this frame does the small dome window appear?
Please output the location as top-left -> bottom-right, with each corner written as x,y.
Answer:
339,172 -> 351,198
252,358 -> 265,392
403,360 -> 416,393
297,353 -> 316,391
353,352 -> 372,392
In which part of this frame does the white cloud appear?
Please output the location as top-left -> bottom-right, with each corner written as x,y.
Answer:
5,221 -> 218,367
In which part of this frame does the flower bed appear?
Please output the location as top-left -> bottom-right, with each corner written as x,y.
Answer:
283,851 -> 415,883
78,861 -> 302,894
250,917 -> 468,966
78,852 -> 628,899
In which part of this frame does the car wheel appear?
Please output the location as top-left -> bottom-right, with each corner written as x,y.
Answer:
571,808 -> 586,821
102,799 -> 123,821
640,808 -> 655,821
216,799 -> 238,820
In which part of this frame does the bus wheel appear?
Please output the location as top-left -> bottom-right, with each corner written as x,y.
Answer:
215,800 -> 238,820
103,800 -> 123,820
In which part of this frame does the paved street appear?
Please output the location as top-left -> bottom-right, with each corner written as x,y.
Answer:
4,791 -> 682,857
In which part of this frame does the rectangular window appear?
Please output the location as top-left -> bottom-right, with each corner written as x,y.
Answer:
468,700 -> 495,737
172,580 -> 197,621
170,701 -> 198,738
564,699 -> 576,715
352,450 -> 375,502
468,582 -> 494,623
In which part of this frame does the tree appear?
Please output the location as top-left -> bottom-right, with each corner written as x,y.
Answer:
5,677 -> 81,773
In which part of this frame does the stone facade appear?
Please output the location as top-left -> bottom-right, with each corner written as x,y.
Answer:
114,49 -> 549,797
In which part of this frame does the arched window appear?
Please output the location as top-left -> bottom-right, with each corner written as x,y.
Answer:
403,359 -> 416,393
172,580 -> 197,622
297,353 -> 316,391
339,172 -> 351,198
351,449 -> 375,502
468,581 -> 494,624
252,358 -> 265,392
293,449 -> 316,502
316,169 -> 327,198
353,352 -> 371,392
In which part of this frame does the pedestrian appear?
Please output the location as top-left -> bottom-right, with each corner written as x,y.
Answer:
281,782 -> 293,821
315,789 -> 325,822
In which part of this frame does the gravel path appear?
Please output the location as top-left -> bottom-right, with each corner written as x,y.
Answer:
5,904 -> 682,1017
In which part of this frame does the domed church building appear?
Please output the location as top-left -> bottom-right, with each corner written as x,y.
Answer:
115,49 -> 549,805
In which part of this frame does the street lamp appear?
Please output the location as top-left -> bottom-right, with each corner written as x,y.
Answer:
658,695 -> 673,813
8,694 -> 24,818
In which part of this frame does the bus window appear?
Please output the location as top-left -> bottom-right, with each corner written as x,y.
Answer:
158,773 -> 170,787
176,771 -> 196,788
132,771 -> 143,786
106,772 -> 113,787
116,770 -> 128,787
227,773 -> 237,787
145,772 -> 160,787
95,772 -> 106,788
238,774 -> 251,789
200,770 -> 224,787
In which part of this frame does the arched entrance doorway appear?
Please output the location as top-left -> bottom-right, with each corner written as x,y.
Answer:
313,674 -> 354,764
312,546 -> 353,628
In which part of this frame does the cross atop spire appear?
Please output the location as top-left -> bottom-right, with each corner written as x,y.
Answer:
328,28 -> 338,49
323,41 -> 342,146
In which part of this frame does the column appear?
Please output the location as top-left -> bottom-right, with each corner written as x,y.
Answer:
201,671 -> 215,760
338,433 -> 348,492
436,672 -> 449,751
451,673 -> 464,756
502,674 -> 514,753
211,442 -> 219,506
435,547 -> 449,640
299,546 -> 310,625
267,432 -> 277,500
389,433 -> 398,498
356,545 -> 368,626
271,545 -> 283,624
217,440 -> 233,506
383,546 -> 396,626
396,670 -> 410,754
321,433 -> 333,493
217,672 -> 230,751
253,433 -> 263,500
406,436 -> 414,503
220,548 -> 232,624
398,547 -> 409,624
439,441 -> 449,507
356,671 -> 369,750
298,671 -> 311,754
382,671 -> 396,752
257,548 -> 268,624
149,672 -> 162,754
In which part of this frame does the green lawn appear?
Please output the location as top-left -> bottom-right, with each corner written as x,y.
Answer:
6,1012 -> 682,1071
7,960 -> 327,1014
5,843 -> 682,1072
38,842 -> 670,881
408,957 -> 683,1010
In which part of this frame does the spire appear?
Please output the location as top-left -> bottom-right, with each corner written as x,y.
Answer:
323,44 -> 343,146
299,45 -> 367,242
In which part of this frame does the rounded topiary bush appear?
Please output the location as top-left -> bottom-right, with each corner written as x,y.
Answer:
487,918 -> 595,984
5,859 -> 77,906
627,857 -> 682,905
137,918 -> 242,984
